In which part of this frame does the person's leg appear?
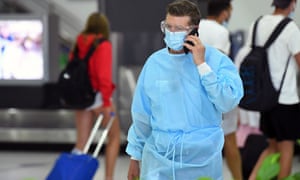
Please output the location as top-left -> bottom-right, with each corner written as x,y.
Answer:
277,140 -> 294,179
248,139 -> 277,180
275,104 -> 299,179
223,108 -> 242,180
104,113 -> 120,180
223,132 -> 243,180
93,103 -> 121,180
74,110 -> 94,151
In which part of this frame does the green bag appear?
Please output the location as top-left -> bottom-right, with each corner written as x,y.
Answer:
257,153 -> 280,180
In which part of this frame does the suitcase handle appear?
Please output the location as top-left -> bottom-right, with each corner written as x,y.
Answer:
83,112 -> 115,157
93,113 -> 115,157
83,114 -> 103,154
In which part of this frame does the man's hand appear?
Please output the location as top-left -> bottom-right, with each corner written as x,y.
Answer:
184,35 -> 205,65
127,159 -> 140,180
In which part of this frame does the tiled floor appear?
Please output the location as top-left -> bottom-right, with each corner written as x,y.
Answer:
0,150 -> 299,180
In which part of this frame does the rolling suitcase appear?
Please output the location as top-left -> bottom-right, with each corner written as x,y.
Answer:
46,113 -> 115,180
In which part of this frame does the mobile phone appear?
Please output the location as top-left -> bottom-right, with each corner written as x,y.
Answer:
184,28 -> 199,54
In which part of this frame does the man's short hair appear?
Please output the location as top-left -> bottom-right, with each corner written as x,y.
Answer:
166,0 -> 202,25
272,0 -> 294,9
208,0 -> 232,17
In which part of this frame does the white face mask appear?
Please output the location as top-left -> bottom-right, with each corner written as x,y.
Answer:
163,28 -> 187,51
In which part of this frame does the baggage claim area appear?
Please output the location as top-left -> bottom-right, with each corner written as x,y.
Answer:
0,0 -> 300,180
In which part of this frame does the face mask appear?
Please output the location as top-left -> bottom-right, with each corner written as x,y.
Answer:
289,2 -> 296,19
222,21 -> 229,28
163,29 -> 187,51
288,11 -> 295,18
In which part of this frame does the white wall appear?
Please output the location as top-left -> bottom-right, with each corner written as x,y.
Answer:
50,0 -> 97,27
229,0 -> 300,35
48,0 -> 300,39
48,0 -> 98,40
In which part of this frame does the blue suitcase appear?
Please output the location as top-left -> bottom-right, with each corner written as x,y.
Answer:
46,113 -> 115,180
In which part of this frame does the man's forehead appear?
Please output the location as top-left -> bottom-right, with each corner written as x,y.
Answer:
165,14 -> 190,25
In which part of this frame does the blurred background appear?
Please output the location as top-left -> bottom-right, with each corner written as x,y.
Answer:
0,0 -> 299,149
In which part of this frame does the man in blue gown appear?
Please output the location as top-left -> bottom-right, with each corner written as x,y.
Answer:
126,0 -> 244,179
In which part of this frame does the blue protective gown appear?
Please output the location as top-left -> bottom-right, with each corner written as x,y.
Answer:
126,46 -> 244,180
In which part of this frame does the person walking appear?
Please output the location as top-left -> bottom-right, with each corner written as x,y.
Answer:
198,1 -> 243,180
246,0 -> 300,179
70,12 -> 121,180
126,0 -> 243,179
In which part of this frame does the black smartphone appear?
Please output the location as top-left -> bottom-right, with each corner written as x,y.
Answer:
184,28 -> 199,54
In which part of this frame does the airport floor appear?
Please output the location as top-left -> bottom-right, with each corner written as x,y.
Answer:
0,149 -> 299,180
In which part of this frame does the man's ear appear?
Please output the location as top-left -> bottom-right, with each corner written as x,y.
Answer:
220,10 -> 228,22
290,1 -> 296,11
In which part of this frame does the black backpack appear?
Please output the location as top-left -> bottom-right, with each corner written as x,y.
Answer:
58,38 -> 106,109
239,16 -> 291,112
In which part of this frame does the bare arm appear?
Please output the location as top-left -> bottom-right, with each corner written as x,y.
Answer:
294,52 -> 300,68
